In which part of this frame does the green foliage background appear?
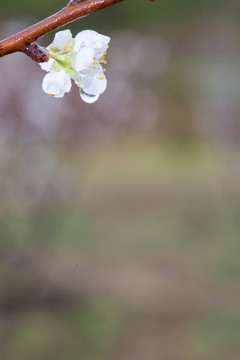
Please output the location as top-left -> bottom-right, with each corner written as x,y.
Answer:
1,0 -> 240,28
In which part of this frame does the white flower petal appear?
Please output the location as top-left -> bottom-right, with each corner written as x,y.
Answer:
51,29 -> 72,49
75,47 -> 95,72
42,69 -> 71,98
81,68 -> 107,96
39,58 -> 55,72
74,30 -> 110,52
79,89 -> 100,103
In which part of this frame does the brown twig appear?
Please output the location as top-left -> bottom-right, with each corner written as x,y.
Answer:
0,0 -> 125,63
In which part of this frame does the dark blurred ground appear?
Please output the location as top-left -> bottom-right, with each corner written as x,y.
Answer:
1,1 -> 240,360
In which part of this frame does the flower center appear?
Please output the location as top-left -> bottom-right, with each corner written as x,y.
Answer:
89,45 -> 109,78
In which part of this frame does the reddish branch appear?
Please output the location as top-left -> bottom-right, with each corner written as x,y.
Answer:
0,0 -> 125,63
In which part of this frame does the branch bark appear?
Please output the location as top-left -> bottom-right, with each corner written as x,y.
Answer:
0,0 -> 125,62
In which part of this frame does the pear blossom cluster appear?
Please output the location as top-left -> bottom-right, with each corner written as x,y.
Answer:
40,29 -> 110,103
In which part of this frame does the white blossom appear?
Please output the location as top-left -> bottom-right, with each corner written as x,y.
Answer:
39,29 -> 110,103
74,30 -> 110,103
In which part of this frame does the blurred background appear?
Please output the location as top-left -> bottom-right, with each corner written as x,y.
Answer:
1,1 -> 240,359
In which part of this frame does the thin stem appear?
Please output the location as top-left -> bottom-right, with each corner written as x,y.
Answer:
0,0 -> 124,62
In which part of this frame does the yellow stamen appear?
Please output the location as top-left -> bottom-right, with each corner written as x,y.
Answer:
49,93 -> 55,97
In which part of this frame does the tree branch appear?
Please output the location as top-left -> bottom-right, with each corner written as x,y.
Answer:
0,0 -> 125,63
